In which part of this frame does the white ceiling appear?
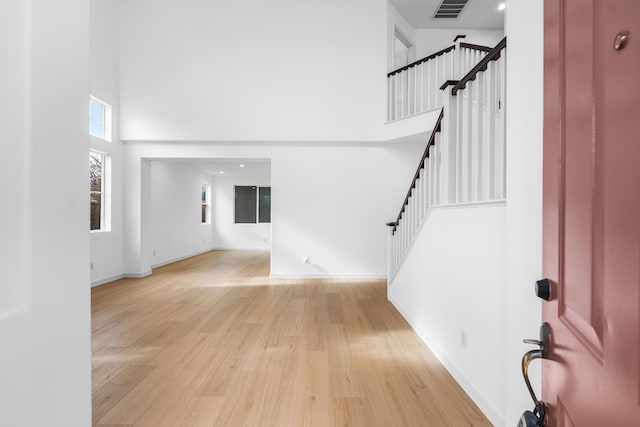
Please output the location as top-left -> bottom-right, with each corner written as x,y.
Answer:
390,0 -> 505,29
158,158 -> 271,177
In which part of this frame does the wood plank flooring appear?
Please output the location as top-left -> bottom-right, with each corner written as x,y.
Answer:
92,250 -> 491,426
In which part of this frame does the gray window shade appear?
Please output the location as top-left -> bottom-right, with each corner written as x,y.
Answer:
235,186 -> 257,223
258,187 -> 271,223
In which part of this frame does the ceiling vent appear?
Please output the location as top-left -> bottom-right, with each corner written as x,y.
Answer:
433,0 -> 469,19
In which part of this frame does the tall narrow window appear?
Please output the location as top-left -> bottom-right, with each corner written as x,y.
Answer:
258,187 -> 271,223
90,150 -> 110,231
89,96 -> 112,141
201,183 -> 211,224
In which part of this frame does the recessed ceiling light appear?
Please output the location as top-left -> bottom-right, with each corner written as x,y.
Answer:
497,3 -> 506,11
219,171 -> 225,174
239,164 -> 245,168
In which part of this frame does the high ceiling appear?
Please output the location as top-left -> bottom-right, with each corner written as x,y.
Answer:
390,0 -> 505,29
157,158 -> 271,177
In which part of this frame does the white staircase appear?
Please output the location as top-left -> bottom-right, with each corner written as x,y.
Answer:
387,37 -> 507,280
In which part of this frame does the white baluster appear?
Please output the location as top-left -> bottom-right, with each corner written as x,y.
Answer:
479,72 -> 491,201
427,149 -> 432,206
436,57 -> 443,107
420,167 -> 427,220
388,76 -> 392,121
412,66 -> 418,114
487,60 -> 498,199
410,187 -> 415,239
400,72 -> 404,118
464,89 -> 473,203
419,63 -> 425,113
417,171 -> 423,226
444,97 -> 457,204
471,80 -> 480,202
434,135 -> 441,205
408,70 -> 411,116
497,54 -> 506,198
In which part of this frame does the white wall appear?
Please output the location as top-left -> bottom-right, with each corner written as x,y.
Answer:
387,1 -> 416,71
149,161 -> 215,267
123,141 -> 425,278
0,0 -> 92,425
504,0 -> 544,424
118,0 -> 388,142
0,0 -> 27,313
91,0 -> 125,286
212,174 -> 272,250
389,204 -> 507,426
270,144 -> 430,277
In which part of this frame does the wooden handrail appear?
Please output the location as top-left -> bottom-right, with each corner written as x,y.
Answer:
453,34 -> 467,42
387,45 -> 455,77
459,42 -> 492,53
439,80 -> 459,90
389,108 -> 445,234
451,37 -> 506,95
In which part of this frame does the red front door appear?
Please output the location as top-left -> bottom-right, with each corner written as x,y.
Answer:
543,0 -> 640,425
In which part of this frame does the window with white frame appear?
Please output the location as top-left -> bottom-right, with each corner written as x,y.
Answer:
89,96 -> 112,141
90,150 -> 110,231
201,183 -> 211,224
234,186 -> 271,224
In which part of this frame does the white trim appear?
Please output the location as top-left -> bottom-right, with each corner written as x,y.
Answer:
384,105 -> 440,125
123,270 -> 152,279
211,246 -> 271,251
270,273 -> 386,280
388,294 -> 505,427
151,248 -> 214,268
431,199 -> 506,209
394,27 -> 413,50
91,274 -> 124,287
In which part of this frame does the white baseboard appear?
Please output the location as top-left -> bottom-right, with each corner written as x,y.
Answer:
91,274 -> 124,287
211,246 -> 271,251
151,248 -> 215,268
123,270 -> 152,279
269,273 -> 386,280
389,293 -> 505,427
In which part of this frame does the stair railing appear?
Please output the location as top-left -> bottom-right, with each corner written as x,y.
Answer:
387,37 -> 492,122
443,37 -> 507,204
387,108 -> 444,276
387,38 -> 507,280
387,46 -> 455,121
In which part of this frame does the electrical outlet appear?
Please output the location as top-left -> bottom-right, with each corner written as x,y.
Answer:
152,250 -> 156,256
460,329 -> 467,349
90,263 -> 94,270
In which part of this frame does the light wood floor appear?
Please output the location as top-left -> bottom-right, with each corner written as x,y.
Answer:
92,250 -> 491,426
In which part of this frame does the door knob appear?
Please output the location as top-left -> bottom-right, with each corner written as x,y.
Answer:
518,323 -> 551,427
